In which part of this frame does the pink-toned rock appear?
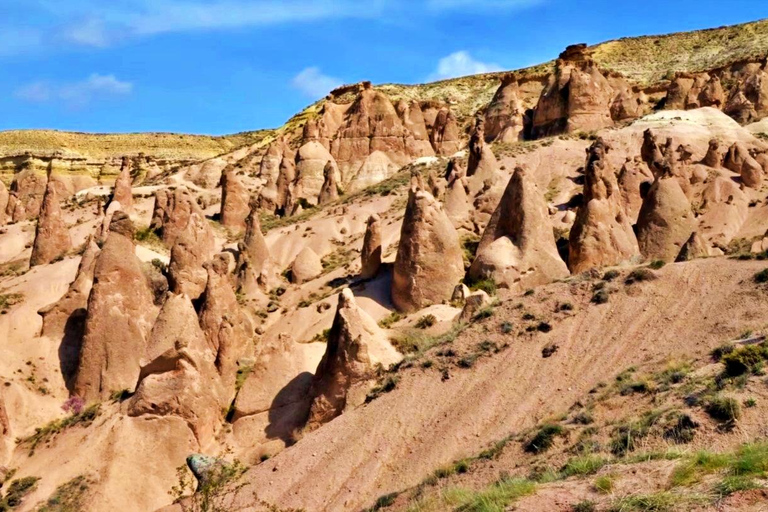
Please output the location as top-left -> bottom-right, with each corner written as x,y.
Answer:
724,142 -> 763,188
112,156 -> 133,211
360,214 -> 382,279
676,232 -> 709,262
467,118 -> 499,192
296,142 -> 338,202
470,167 -> 569,290
457,290 -> 492,324
392,187 -> 464,312
569,138 -> 639,273
617,157 -> 655,223
396,100 -> 436,158
318,160 -> 340,205
0,180 -> 8,226
6,168 -> 47,222
429,107 -> 462,156
485,74 -> 526,142
444,168 -> 470,228
199,255 -> 255,397
305,289 -> 383,430
151,187 -> 208,247
220,166 -> 250,232
168,212 -> 216,300
38,236 -> 99,382
290,247 -> 323,284
0,390 -> 10,462
74,212 -> 158,401
30,168 -> 72,266
237,205 -> 273,295
702,138 -> 724,168
636,174 -> 696,262
128,293 -> 227,446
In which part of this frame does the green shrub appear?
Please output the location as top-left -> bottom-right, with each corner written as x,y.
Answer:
721,345 -> 768,376
415,314 -> 437,329
0,477 -> 40,510
468,278 -> 497,296
572,500 -> 596,512
603,270 -> 620,281
525,424 -> 564,454
626,268 -> 657,284
711,344 -> 735,361
753,268 -> 768,283
648,260 -> 666,270
611,492 -> 678,511
705,396 -> 741,423
561,455 -> 608,477
715,475 -> 760,496
594,474 -> 614,494
591,290 -> 609,304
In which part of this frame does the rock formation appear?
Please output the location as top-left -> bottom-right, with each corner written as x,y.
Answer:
360,214 -> 382,279
392,187 -> 464,312
73,212 -> 157,401
237,205 -> 272,295
484,74 -> 526,142
469,167 -> 569,290
636,173 -> 696,262
151,187 -> 208,247
290,247 -> 323,284
295,142 -> 338,202
112,156 -> 133,211
0,391 -> 10,463
467,118 -> 499,190
396,100 -> 436,157
168,211 -> 216,300
702,138 -> 724,168
38,236 -> 99,383
6,167 -> 47,222
30,168 -> 72,266
723,142 -> 763,188
457,290 -> 492,324
568,138 -> 640,273
617,157 -> 655,222
199,256 -> 255,395
429,107 -> 462,156
220,166 -> 250,231
275,153 -> 297,215
676,232 -> 709,262
128,293 -> 226,446
0,180 -> 8,226
666,73 -> 725,110
306,289 -> 381,429
318,160 -> 340,204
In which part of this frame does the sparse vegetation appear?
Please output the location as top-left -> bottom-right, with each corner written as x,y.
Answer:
0,477 -> 40,511
37,476 -> 91,512
704,396 -> 741,423
415,315 -> 437,330
525,424 -> 564,454
0,293 -> 23,314
22,404 -> 101,453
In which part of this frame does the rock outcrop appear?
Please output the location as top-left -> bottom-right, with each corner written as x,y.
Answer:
676,232 -> 709,262
457,290 -> 492,324
666,73 -> 725,110
73,212 -> 157,401
636,174 -> 696,262
723,142 -> 763,188
237,205 -> 272,295
151,187 -> 208,247
484,74 -> 526,142
295,142 -> 338,203
360,214 -> 383,279
38,236 -> 99,383
6,167 -> 47,222
568,138 -> 639,273
470,167 -> 569,290
112,157 -> 133,211
30,169 -> 71,266
128,293 -> 226,445
702,138 -> 724,168
290,247 -> 323,284
0,180 -> 8,226
318,160 -> 340,204
392,187 -> 464,312
429,107 -> 462,156
220,166 -> 250,231
466,118 -> 499,190
168,211 -> 216,300
306,289 -> 383,429
617,157 -> 655,222
199,256 -> 255,396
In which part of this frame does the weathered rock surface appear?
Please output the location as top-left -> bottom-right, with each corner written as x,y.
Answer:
290,247 -> 323,284
30,169 -> 72,266
0,180 -> 8,226
151,187 -> 208,247
318,160 -> 340,205
429,107 -> 462,156
306,289 -> 387,430
676,232 -> 709,262
484,74 -> 526,143
702,138 -> 724,168
617,157 -> 655,222
457,290 -> 492,324
360,214 -> 383,279
470,167 -> 569,290
168,211 -> 216,300
723,142 -> 763,188
636,174 -> 696,262
6,167 -> 47,222
237,205 -> 272,295
74,212 -> 157,401
220,166 -> 250,231
569,138 -> 639,273
392,187 -> 464,312
466,118 -> 499,193
199,256 -> 255,396
112,156 -> 133,211
296,142 -> 338,203
128,293 -> 226,445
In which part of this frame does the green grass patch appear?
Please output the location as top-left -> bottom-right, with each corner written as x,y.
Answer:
525,424 -> 564,454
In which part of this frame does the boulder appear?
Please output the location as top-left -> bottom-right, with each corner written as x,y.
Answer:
636,175 -> 696,262
568,138 -> 640,273
701,138 -> 724,168
724,142 -> 763,188
290,247 -> 323,284
469,167 -> 569,290
30,169 -> 72,266
128,293 -> 227,446
199,255 -> 255,397
74,212 -> 158,401
306,289 -> 394,429
112,156 -> 133,211
220,166 -> 250,232
168,212 -> 216,300
392,187 -> 464,312
457,290 -> 492,324
318,160 -> 340,205
360,214 -> 383,280
451,283 -> 471,303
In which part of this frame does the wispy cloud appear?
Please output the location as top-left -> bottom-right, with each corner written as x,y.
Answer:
427,51 -> 503,81
291,67 -> 343,99
15,74 -> 133,108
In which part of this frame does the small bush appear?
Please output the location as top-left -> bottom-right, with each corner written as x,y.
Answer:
612,492 -> 678,511
378,312 -> 403,329
572,500 -> 596,512
558,302 -> 574,312
500,321 -> 514,334
711,343 -> 735,361
591,290 -> 609,304
365,376 -> 399,403
626,268 -> 657,284
648,260 -> 666,270
721,345 -> 768,376
705,396 -> 741,423
715,475 -> 760,497
561,455 -> 608,477
368,492 -> 399,511
0,476 -> 40,509
468,278 -> 497,296
744,398 -> 757,408
61,396 -> 85,415
753,268 -> 768,283
525,424 -> 564,454
572,411 -> 594,425
603,270 -> 620,281
594,474 -> 614,494
415,314 -> 437,329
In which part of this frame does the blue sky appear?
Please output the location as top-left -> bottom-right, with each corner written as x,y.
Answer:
1,0 -> 765,135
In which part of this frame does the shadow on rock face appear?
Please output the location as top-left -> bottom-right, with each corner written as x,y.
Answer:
59,308 -> 86,392
265,371 -> 313,447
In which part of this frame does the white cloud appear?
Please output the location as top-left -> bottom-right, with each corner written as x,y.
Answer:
15,74 -> 133,108
428,51 -> 503,81
63,19 -> 111,47
291,67 -> 343,100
